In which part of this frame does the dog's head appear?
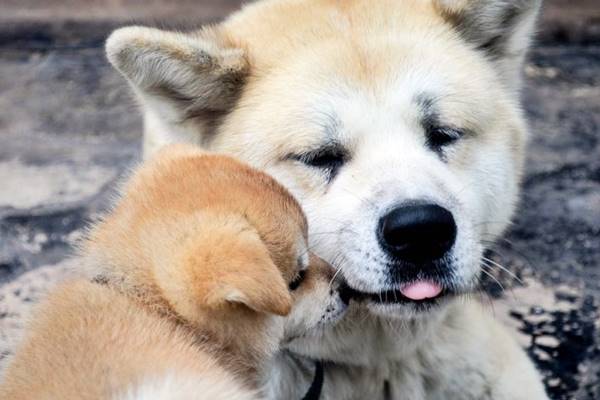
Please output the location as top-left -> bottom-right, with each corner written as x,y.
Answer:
106,0 -> 540,318
85,145 -> 347,361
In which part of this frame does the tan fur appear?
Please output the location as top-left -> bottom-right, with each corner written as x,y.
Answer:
0,144 -> 345,399
0,280 -> 257,400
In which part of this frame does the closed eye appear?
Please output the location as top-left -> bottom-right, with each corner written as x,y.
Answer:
289,269 -> 307,291
426,126 -> 464,151
288,145 -> 348,181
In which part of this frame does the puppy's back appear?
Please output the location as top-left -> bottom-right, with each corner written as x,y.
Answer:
0,280 -> 258,400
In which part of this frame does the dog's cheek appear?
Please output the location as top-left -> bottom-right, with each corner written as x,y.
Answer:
466,140 -> 520,240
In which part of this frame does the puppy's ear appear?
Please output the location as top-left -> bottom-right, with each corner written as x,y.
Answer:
434,0 -> 541,89
149,214 -> 292,321
106,25 -> 248,125
205,258 -> 293,317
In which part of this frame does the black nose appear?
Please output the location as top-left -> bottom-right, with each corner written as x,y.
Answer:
378,203 -> 457,264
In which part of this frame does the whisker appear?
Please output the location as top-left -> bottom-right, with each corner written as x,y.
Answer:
480,238 -> 540,273
479,267 -> 505,293
482,256 -> 523,284
328,262 -> 345,288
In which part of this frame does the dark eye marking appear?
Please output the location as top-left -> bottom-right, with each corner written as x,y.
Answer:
288,145 -> 349,181
416,94 -> 467,155
425,126 -> 465,150
289,269 -> 307,291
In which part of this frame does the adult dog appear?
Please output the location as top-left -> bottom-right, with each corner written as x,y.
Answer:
106,0 -> 548,398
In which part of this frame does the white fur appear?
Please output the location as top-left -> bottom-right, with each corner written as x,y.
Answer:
117,372 -> 258,400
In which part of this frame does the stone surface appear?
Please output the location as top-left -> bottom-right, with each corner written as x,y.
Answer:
0,1 -> 598,399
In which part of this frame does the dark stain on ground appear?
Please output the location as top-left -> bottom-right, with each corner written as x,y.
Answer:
0,207 -> 89,283
0,258 -> 23,282
511,297 -> 600,399
3,206 -> 88,235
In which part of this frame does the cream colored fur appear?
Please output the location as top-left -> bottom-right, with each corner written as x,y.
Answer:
105,1 -> 547,399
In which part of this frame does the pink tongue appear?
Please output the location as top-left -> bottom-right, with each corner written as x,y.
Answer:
400,281 -> 443,301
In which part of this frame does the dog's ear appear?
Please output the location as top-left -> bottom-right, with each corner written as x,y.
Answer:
149,214 -> 292,321
434,0 -> 541,89
205,257 -> 293,317
106,25 -> 248,127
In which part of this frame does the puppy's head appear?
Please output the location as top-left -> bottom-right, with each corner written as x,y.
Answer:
156,227 -> 347,349
87,145 -> 346,359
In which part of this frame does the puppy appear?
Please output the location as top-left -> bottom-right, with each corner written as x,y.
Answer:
0,144 -> 347,399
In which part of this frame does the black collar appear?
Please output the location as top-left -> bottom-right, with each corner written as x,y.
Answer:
301,361 -> 324,400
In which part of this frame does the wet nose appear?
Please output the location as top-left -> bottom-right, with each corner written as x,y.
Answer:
378,203 -> 457,264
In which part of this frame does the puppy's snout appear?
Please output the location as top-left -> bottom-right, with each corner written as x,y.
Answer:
284,253 -> 348,338
378,203 -> 456,264
307,254 -> 336,280
306,254 -> 345,296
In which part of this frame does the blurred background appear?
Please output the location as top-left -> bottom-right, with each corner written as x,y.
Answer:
0,1 -> 598,399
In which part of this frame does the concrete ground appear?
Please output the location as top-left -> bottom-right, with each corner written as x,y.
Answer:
0,1 -> 598,399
